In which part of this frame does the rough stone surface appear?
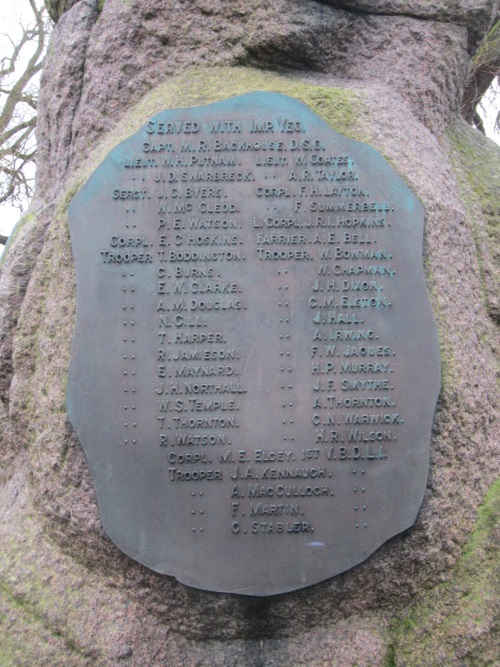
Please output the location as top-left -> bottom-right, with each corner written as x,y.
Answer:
322,0 -> 499,52
1,1 -> 499,665
36,0 -> 473,207
446,119 -> 500,325
45,0 -> 500,51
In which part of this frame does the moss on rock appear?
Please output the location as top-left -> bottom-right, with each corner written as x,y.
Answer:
446,120 -> 500,325
387,477 -> 500,665
44,0 -> 82,23
0,212 -> 35,274
71,66 -> 363,195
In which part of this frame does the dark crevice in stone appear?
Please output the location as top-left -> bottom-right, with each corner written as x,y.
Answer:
63,0 -> 101,176
318,1 -> 463,25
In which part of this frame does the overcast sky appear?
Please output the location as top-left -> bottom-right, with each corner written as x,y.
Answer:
0,0 -> 42,239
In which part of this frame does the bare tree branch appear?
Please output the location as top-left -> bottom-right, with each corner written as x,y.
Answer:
0,117 -> 36,146
0,1 -> 46,135
0,0 -> 51,212
461,18 -> 500,133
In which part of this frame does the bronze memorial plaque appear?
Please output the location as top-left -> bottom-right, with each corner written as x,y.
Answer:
67,92 -> 440,595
